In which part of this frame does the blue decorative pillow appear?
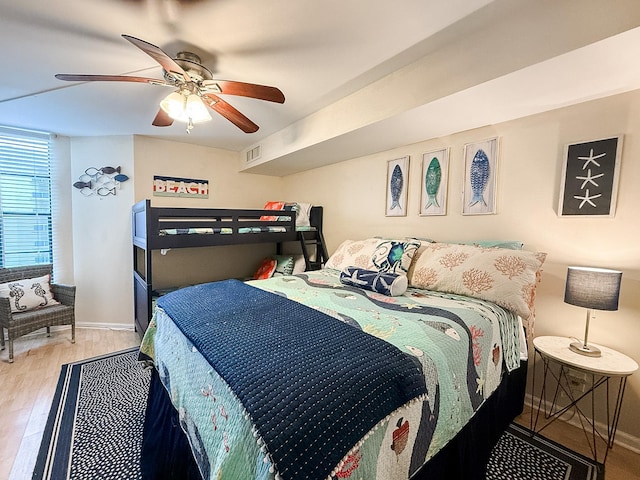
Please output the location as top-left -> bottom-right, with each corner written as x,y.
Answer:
371,239 -> 421,274
340,266 -> 408,296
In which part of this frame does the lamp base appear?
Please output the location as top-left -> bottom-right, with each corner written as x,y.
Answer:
569,341 -> 601,357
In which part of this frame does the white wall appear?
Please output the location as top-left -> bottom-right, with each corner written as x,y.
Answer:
280,90 -> 640,445
70,136 -> 135,329
132,136 -> 284,288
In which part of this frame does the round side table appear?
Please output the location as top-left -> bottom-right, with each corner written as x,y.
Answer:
530,335 -> 638,464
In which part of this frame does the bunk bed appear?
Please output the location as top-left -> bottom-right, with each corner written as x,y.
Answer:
138,238 -> 544,480
132,199 -> 326,336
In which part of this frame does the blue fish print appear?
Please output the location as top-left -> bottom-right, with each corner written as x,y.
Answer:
389,164 -> 404,211
424,157 -> 442,209
469,149 -> 490,207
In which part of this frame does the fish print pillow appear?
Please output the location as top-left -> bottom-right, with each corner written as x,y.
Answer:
408,242 -> 546,331
0,274 -> 59,313
325,238 -> 421,275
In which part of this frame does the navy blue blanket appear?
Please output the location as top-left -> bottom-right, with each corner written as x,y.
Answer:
157,279 -> 427,480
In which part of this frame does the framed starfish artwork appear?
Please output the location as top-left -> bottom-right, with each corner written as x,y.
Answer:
558,136 -> 623,217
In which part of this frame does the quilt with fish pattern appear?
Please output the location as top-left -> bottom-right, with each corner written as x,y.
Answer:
140,269 -> 522,480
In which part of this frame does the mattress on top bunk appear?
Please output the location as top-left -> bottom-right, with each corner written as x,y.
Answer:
158,225 -> 315,236
139,268 -> 525,480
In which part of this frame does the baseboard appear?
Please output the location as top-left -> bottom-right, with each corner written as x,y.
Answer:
75,322 -> 135,331
525,393 -> 640,455
1,323 -> 135,342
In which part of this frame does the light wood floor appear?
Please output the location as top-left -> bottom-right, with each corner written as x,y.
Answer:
1,328 -> 639,479
0,327 -> 140,480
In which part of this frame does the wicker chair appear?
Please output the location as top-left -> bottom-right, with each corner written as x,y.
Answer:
0,264 -> 75,363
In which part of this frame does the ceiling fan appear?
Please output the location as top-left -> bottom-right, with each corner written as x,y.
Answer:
55,34 -> 285,133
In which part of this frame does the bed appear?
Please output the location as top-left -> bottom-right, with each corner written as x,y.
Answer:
138,237 -> 545,480
132,199 -> 327,336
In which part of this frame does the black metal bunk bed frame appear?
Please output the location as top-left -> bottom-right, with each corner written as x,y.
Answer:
132,199 -> 327,336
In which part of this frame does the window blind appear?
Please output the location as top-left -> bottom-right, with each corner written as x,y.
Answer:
0,127 -> 53,268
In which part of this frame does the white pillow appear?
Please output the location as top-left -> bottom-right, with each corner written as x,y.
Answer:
0,274 -> 59,313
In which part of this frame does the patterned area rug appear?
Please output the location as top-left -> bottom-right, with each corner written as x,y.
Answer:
32,348 -> 150,480
488,422 -> 604,480
32,349 -> 604,480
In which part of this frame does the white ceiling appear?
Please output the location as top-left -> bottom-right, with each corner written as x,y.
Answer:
1,0 -> 640,173
0,0 -> 494,150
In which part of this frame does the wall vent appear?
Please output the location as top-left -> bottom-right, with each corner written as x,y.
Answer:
246,144 -> 261,163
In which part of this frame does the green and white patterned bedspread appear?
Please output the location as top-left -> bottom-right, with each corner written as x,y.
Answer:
140,269 -> 522,480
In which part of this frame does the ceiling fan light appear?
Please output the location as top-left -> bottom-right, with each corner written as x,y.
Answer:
159,91 -> 187,119
185,94 -> 212,123
159,92 -> 211,124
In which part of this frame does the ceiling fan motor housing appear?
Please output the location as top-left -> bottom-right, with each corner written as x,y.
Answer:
163,51 -> 213,85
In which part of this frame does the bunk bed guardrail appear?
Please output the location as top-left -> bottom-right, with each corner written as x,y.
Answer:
132,199 -> 298,250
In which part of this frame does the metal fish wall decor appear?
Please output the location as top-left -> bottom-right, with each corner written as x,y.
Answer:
72,166 -> 128,197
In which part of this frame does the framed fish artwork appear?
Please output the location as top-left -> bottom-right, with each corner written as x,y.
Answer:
558,135 -> 623,217
462,137 -> 499,215
420,148 -> 449,216
386,156 -> 409,217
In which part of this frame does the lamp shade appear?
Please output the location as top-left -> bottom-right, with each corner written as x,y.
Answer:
160,92 -> 211,123
159,91 -> 187,119
564,266 -> 622,311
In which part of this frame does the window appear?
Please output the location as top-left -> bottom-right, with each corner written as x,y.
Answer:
0,128 -> 53,268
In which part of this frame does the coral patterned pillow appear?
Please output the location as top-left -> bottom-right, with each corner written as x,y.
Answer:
325,238 -> 381,271
408,242 -> 546,327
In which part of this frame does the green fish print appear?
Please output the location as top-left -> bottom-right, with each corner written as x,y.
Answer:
424,157 -> 442,210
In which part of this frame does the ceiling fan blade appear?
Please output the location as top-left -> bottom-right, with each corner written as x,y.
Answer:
152,109 -> 174,127
202,94 -> 259,133
122,34 -> 190,83
205,80 -> 285,103
55,74 -> 171,87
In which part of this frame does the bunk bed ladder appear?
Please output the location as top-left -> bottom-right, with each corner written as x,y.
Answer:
299,229 -> 329,271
